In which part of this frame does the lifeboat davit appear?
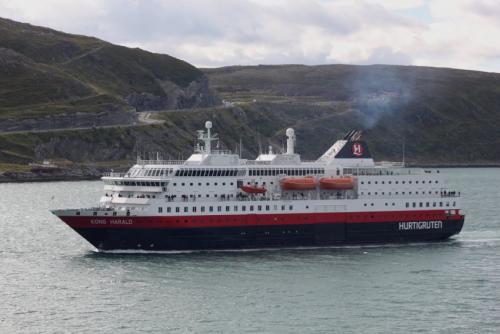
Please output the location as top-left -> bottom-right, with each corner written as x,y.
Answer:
281,176 -> 317,190
319,177 -> 354,190
240,185 -> 267,194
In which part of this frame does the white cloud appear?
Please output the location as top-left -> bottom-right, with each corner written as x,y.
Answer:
1,0 -> 500,72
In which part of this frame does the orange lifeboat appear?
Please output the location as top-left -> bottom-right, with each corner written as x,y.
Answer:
319,177 -> 354,190
281,176 -> 317,190
240,185 -> 267,194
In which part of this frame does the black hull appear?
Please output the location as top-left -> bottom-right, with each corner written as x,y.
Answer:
72,219 -> 464,252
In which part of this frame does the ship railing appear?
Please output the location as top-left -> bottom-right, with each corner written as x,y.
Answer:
374,161 -> 405,167
344,167 -> 422,176
102,172 -> 127,177
244,160 -> 321,165
79,207 -> 115,212
245,160 -> 272,165
137,159 -> 185,165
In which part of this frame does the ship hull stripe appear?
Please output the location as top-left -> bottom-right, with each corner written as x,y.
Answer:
59,210 -> 461,229
68,218 -> 464,251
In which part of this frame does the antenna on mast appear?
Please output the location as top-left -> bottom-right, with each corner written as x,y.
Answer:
239,137 -> 243,159
402,139 -> 406,167
258,134 -> 262,155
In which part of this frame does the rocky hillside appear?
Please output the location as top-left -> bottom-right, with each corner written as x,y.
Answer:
0,17 -> 219,131
205,65 -> 500,164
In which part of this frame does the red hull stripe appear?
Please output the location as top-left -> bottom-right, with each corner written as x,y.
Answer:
59,210 -> 463,229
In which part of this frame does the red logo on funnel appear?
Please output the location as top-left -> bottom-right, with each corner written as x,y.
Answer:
352,143 -> 363,157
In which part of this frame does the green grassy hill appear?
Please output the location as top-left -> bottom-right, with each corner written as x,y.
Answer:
0,17 -> 218,129
205,65 -> 500,164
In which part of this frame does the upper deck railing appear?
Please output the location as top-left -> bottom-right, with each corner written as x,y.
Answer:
136,159 -> 185,165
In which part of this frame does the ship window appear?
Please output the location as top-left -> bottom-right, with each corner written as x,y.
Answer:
435,181 -> 438,183
230,183 -> 234,186
412,202 -> 416,207
375,181 -> 378,184
371,203 -> 374,206
361,181 -> 364,184
167,207 -> 171,213
176,207 -> 180,213
364,203 -> 368,207
214,183 -> 218,186
439,202 -> 443,207
76,211 -> 80,216
242,206 -> 246,212
419,202 -> 423,207
234,206 -> 238,211
406,203 -> 409,208
426,202 -> 430,207
266,205 -> 270,211
192,207 -> 197,212
368,181 -> 371,184
250,205 -> 254,211
453,201 -> 456,206
281,205 -> 285,211
184,207 -> 188,213
217,206 -> 222,212
289,205 -> 293,210
93,212 -> 97,216
446,202 -> 450,207
158,207 -> 163,213
258,205 -> 262,211
226,206 -> 230,212
209,206 -> 213,212
181,183 -> 185,186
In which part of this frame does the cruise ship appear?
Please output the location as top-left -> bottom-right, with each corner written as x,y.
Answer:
52,121 -> 464,251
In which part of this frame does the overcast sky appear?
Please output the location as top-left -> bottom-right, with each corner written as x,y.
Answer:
1,0 -> 499,72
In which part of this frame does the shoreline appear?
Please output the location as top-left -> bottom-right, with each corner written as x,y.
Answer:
1,163 -> 499,184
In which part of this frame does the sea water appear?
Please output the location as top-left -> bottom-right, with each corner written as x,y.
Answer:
1,169 -> 499,333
